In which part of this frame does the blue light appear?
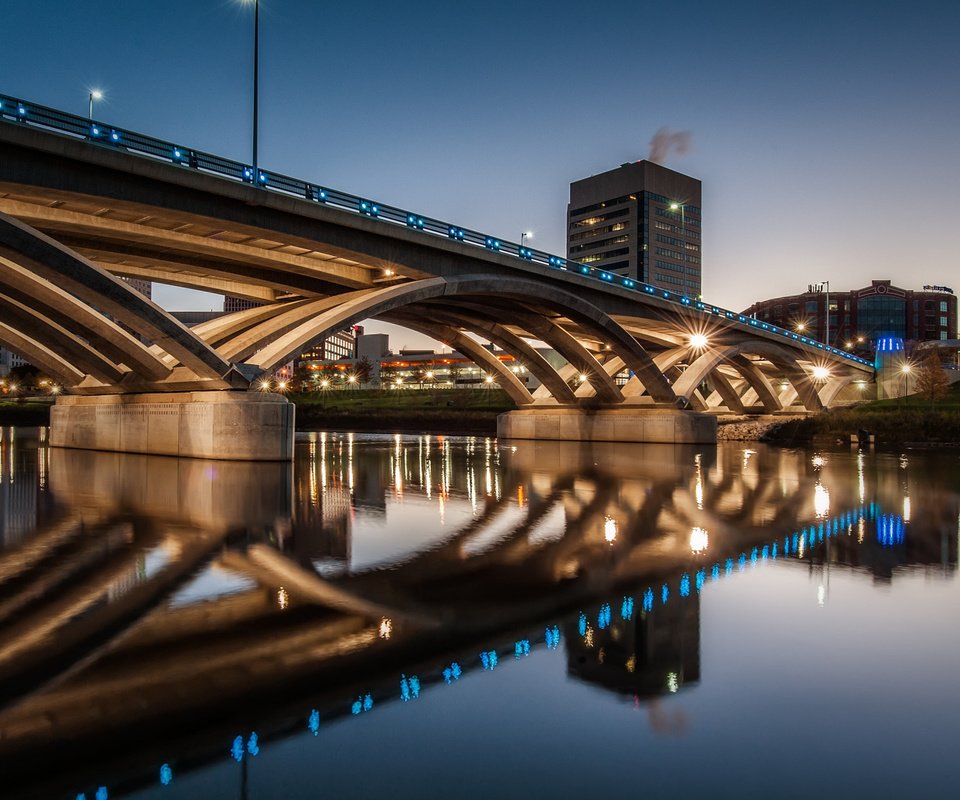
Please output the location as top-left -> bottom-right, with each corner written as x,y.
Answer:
359,200 -> 378,217
17,105 -> 26,115
173,148 -> 181,159
695,569 -> 705,592
363,693 -> 374,711
661,584 -> 669,605
231,736 -> 244,762
91,126 -> 100,136
110,130 -> 119,142
160,763 -> 173,786
400,674 -> 413,701
598,603 -> 611,629
680,574 -> 690,597
485,237 -> 501,251
546,625 -> 561,649
514,640 -> 530,658
246,733 -> 259,757
725,558 -> 734,575
578,611 -> 587,635
738,553 -> 746,571
448,226 -> 465,240
711,563 -> 720,581
409,676 -> 421,697
621,596 -> 635,619
581,266 -> 589,274
77,794 -> 87,800
406,214 -> 425,229
258,172 -> 267,183
351,699 -> 362,715
480,650 -> 499,670
625,280 -> 635,287
643,587 -> 654,612
308,709 -> 320,735
96,788 -> 108,800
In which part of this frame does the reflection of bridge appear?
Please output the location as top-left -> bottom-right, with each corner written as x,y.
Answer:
1,436 -> 954,798
0,96 -> 873,456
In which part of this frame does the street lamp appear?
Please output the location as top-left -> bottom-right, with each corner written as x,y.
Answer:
900,363 -> 912,402
520,231 -> 533,248
88,89 -> 103,120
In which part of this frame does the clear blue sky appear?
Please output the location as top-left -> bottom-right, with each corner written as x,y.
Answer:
2,0 -> 958,349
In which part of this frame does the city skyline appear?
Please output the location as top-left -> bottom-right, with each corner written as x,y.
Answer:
1,0 -> 957,349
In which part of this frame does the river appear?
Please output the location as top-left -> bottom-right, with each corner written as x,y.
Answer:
1,428 -> 958,799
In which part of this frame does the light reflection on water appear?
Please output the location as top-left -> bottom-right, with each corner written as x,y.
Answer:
0,428 -> 959,799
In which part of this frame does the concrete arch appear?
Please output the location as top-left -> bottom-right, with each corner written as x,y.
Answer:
397,304 -> 578,404
236,277 -> 676,405
819,373 -> 861,407
384,313 -> 535,406
0,212 -> 233,381
672,341 -> 822,412
0,291 -> 127,384
0,256 -> 171,382
0,321 -> 86,386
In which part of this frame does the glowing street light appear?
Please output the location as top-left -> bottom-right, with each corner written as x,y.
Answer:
88,89 -> 103,120
689,332 -> 708,350
238,0 -> 261,172
812,366 -> 830,381
690,526 -> 709,554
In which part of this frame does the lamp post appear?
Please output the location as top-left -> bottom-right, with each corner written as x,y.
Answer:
520,231 -> 533,249
240,0 -> 261,173
88,89 -> 103,120
900,362 -> 912,406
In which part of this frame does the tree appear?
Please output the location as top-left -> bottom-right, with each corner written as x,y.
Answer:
355,356 -> 373,387
914,351 -> 949,408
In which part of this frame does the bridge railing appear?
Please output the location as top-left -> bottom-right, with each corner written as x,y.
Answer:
0,93 -> 871,367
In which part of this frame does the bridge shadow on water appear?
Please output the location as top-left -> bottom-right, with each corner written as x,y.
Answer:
0,430 -> 956,799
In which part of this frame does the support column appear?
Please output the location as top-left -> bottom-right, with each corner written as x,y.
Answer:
49,391 -> 294,461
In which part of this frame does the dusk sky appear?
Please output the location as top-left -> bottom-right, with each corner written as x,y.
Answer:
2,0 -> 958,349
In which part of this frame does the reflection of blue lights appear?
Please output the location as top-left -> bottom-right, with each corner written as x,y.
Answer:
160,763 -> 173,786
480,650 -> 499,670
738,554 -> 746,571
695,569 -> 705,593
621,596 -> 635,620
308,709 -> 320,735
96,789 -> 108,800
661,584 -> 669,604
877,514 -> 905,546
545,625 -> 561,649
364,693 -> 374,711
401,674 -> 420,701
680,574 -> 690,597
246,733 -> 259,757
750,547 -> 758,566
443,662 -> 463,682
725,558 -> 734,575
231,736 -> 244,762
578,611 -> 587,635
352,693 -> 374,714
598,603 -> 612,629
514,640 -> 531,659
711,564 -> 720,581
643,588 -> 654,612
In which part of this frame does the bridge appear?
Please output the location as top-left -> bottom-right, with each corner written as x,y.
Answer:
0,94 -> 873,458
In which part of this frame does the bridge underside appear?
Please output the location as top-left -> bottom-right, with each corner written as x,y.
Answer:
0,124 -> 873,457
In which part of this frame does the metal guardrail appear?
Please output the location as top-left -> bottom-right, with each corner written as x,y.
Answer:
0,92 -> 872,367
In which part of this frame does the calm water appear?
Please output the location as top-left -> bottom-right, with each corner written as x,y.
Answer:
1,428 -> 959,800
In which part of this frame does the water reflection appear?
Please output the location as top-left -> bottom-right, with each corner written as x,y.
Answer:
0,429 -> 958,799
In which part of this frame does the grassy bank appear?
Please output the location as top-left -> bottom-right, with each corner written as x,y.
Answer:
0,400 -> 54,426
291,388 -> 515,434
762,385 -> 960,446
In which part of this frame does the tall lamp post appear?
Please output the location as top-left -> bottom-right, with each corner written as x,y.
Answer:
520,231 -> 533,248
240,0 -> 261,174
88,89 -> 103,120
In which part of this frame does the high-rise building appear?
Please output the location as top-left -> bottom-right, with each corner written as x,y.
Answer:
567,161 -> 702,296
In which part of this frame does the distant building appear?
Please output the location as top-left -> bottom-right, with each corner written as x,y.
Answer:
742,280 -> 958,350
224,297 -> 260,314
567,161 -> 702,296
120,277 -> 152,300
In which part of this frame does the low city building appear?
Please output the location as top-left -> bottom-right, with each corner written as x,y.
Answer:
743,280 -> 957,353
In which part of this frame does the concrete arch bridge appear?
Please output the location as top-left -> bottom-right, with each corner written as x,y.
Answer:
0,95 -> 873,457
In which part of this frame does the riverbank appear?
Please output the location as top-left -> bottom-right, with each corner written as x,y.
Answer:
0,400 -> 54,427
760,387 -> 960,447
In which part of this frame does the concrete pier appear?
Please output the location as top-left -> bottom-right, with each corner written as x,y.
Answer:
49,391 -> 295,461
497,406 -> 717,444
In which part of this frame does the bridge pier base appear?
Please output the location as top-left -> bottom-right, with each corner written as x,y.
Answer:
49,392 -> 295,461
497,406 -> 716,445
